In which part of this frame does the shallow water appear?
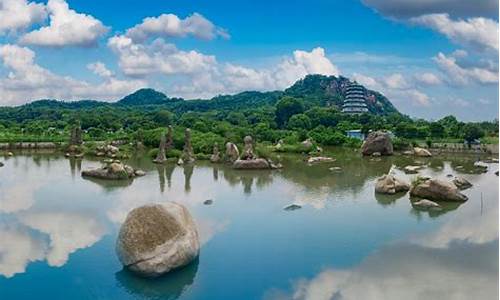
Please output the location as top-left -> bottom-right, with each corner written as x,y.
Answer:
0,149 -> 498,300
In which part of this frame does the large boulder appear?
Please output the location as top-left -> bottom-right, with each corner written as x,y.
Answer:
410,178 -> 468,202
413,147 -> 432,157
233,158 -> 270,169
361,131 -> 393,156
116,203 -> 200,277
375,174 -> 410,194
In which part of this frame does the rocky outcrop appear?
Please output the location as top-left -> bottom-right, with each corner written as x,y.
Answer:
452,177 -> 472,190
413,147 -> 432,157
116,203 -> 200,277
361,131 -> 393,156
233,158 -> 270,169
412,199 -> 441,209
182,128 -> 195,163
283,204 -> 302,211
410,178 -> 468,202
210,143 -> 221,163
96,144 -> 119,158
225,142 -> 239,163
82,161 -> 144,180
375,174 -> 410,194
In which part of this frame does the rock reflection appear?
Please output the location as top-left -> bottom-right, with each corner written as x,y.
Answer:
115,258 -> 199,300
183,164 -> 194,193
156,164 -> 176,193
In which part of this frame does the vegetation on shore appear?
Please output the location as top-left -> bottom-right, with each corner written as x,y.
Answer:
0,75 -> 497,156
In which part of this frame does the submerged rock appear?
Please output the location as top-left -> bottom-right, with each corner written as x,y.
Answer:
233,158 -> 270,169
361,131 -> 393,156
116,203 -> 200,277
413,147 -> 432,157
329,166 -> 342,172
283,203 -> 302,211
413,199 -> 441,209
452,177 -> 472,190
203,199 -> 213,205
375,174 -> 410,194
410,178 -> 468,202
307,156 -> 335,164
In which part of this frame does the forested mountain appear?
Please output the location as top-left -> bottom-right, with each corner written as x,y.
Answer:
0,75 -> 399,115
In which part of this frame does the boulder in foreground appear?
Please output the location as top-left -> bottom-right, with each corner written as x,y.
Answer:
361,131 -> 393,156
410,178 -> 468,202
116,203 -> 200,277
375,174 -> 410,194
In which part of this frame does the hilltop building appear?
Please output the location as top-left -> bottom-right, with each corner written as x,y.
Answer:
342,82 -> 369,114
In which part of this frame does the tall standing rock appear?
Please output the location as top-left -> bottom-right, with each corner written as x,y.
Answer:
182,128 -> 195,163
210,143 -> 221,163
361,131 -> 393,156
69,124 -> 83,146
241,136 -> 256,160
154,131 -> 167,163
225,142 -> 240,163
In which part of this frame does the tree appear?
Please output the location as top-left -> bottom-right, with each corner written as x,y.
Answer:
275,96 -> 304,127
153,110 -> 174,126
463,124 -> 484,144
429,122 -> 445,138
287,114 -> 312,130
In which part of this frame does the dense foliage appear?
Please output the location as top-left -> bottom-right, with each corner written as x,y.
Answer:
0,75 -> 497,152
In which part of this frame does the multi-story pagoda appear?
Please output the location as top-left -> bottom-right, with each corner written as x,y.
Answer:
341,82 -> 369,114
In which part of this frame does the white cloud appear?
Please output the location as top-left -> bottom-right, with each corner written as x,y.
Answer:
126,12 -> 229,42
433,51 -> 498,85
0,222 -> 47,278
0,44 -> 144,105
411,13 -> 499,51
19,0 -> 108,47
414,72 -> 442,85
87,61 -> 113,78
0,0 -> 47,34
18,210 -> 106,267
362,0 -> 498,19
383,73 -> 409,89
352,73 -> 378,88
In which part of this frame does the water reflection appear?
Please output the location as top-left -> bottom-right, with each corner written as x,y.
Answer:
115,258 -> 199,300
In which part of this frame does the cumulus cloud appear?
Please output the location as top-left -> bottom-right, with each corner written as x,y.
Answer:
411,13 -> 499,51
0,0 -> 47,34
19,0 -> 108,47
0,44 -> 144,104
0,222 -> 47,278
126,12 -> 229,42
383,73 -> 410,89
362,0 -> 498,19
87,61 -> 113,78
433,51 -> 498,85
18,210 -> 106,267
414,72 -> 442,86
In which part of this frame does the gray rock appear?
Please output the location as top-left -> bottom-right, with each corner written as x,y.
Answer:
410,178 -> 468,202
116,203 -> 200,277
134,170 -> 146,177
225,142 -> 239,163
404,165 -> 422,174
203,199 -> 213,205
307,156 -> 335,164
82,162 -> 141,180
283,203 -> 302,211
452,177 -> 472,190
233,158 -> 270,169
375,174 -> 410,194
413,199 -> 441,209
361,131 -> 393,156
413,147 -> 432,157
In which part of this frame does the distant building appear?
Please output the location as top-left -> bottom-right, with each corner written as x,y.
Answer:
346,129 -> 365,140
342,82 -> 369,114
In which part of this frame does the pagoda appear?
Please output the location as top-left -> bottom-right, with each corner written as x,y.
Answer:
341,82 -> 369,114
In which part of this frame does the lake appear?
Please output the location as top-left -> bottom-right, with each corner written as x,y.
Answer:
0,149 -> 498,300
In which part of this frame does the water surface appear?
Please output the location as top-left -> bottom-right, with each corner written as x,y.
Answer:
0,149 -> 498,299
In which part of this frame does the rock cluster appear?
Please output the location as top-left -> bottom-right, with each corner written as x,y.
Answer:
361,131 -> 393,156
375,174 -> 410,194
116,203 -> 200,277
82,161 -> 145,180
232,136 -> 273,169
96,144 -> 120,158
410,178 -> 468,202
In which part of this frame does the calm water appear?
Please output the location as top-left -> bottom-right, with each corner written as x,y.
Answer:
0,149 -> 498,300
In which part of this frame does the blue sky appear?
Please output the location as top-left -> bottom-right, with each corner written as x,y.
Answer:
0,0 -> 498,121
